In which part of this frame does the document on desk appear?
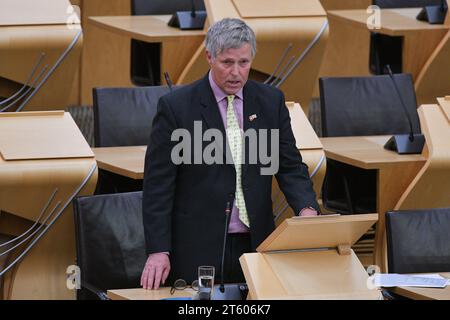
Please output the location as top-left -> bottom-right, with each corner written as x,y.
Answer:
374,273 -> 450,288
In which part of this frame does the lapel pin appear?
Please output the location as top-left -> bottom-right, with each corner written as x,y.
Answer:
249,114 -> 257,122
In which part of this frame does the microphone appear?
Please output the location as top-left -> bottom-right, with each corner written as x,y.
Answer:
164,71 -> 173,92
416,0 -> 448,24
191,0 -> 196,18
383,65 -> 425,154
219,194 -> 234,294
167,0 -> 206,30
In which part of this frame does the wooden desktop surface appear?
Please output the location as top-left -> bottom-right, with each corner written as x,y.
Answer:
390,273 -> 450,300
327,8 -> 449,36
92,146 -> 146,180
320,135 -> 427,169
108,287 -> 196,300
88,15 -> 205,42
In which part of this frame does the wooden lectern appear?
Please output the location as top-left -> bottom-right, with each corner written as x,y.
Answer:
0,111 -> 97,299
240,214 -> 380,299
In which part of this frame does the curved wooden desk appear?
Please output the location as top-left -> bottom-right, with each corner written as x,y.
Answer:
0,111 -> 97,299
321,136 -> 427,270
0,0 -> 82,111
88,15 -> 205,88
324,8 -> 449,81
389,105 -> 450,273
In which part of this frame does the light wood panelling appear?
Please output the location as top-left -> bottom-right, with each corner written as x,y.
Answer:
79,0 -> 131,105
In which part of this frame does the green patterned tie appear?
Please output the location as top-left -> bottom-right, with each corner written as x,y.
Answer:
226,95 -> 249,227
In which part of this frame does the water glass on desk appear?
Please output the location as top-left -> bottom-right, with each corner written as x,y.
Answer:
197,265 -> 215,300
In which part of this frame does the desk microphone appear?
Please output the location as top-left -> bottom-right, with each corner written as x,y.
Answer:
417,0 -> 448,24
167,0 -> 206,30
219,194 -> 234,294
164,72 -> 173,92
383,65 -> 425,154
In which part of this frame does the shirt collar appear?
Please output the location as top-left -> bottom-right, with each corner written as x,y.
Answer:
208,71 -> 244,103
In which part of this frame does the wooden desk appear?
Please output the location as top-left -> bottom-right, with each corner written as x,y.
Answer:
320,136 -> 427,270
324,8 -> 449,81
328,8 -> 449,36
108,287 -> 196,300
389,273 -> 450,300
437,97 -> 450,123
92,146 -> 146,180
88,15 -> 205,84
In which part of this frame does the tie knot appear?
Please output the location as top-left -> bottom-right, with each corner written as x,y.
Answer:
227,95 -> 235,105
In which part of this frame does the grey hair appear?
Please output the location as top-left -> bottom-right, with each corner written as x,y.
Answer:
205,18 -> 256,59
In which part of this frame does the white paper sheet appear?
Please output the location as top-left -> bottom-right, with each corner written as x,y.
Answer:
373,273 -> 450,288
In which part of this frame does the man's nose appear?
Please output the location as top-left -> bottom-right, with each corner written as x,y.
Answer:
230,63 -> 239,75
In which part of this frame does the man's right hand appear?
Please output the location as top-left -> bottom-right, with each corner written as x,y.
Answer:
140,252 -> 171,290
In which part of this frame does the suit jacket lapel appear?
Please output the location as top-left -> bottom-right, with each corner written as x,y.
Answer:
242,82 -> 260,178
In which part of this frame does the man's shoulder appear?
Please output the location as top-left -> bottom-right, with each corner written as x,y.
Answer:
245,79 -> 283,99
160,77 -> 205,105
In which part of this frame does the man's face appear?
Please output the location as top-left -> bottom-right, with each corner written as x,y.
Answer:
206,43 -> 253,95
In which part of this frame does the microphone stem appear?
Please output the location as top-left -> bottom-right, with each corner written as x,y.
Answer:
220,200 -> 232,293
191,0 -> 196,17
386,65 -> 415,142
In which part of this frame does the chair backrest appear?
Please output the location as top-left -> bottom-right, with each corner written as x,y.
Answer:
373,0 -> 442,8
73,191 -> 147,300
93,86 -> 172,147
319,74 -> 421,137
386,207 -> 450,273
131,0 -> 205,15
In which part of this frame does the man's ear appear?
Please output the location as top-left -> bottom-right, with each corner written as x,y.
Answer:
205,50 -> 213,67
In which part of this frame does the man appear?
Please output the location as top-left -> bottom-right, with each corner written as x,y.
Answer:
141,18 -> 319,290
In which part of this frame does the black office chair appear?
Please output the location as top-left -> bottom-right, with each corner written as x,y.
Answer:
319,73 -> 421,214
386,207 -> 450,274
384,207 -> 450,299
130,0 -> 205,86
73,191 -> 147,300
370,0 -> 442,75
93,85 -> 174,194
